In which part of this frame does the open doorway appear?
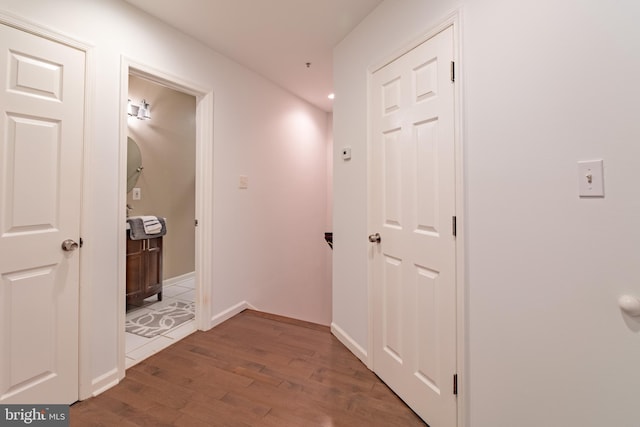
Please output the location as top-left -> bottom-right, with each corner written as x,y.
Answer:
117,59 -> 214,378
124,74 -> 197,366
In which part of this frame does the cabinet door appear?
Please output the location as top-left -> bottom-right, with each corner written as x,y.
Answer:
145,237 -> 163,294
126,238 -> 144,304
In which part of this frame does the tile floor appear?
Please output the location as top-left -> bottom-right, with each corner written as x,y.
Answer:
125,276 -> 196,369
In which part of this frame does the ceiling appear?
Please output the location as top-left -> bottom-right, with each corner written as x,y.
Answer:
124,0 -> 383,112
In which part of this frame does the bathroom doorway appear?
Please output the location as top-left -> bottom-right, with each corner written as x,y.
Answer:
124,74 -> 196,366
117,59 -> 214,377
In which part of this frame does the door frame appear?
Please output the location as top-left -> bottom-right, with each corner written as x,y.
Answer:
366,9 -> 466,427
117,58 -> 214,380
0,11 -> 95,401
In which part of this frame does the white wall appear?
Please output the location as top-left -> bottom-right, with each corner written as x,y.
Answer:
333,0 -> 640,426
0,0 -> 331,394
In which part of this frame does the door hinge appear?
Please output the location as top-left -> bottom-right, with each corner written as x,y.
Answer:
452,216 -> 457,237
79,237 -> 84,248
450,61 -> 455,82
453,374 -> 458,395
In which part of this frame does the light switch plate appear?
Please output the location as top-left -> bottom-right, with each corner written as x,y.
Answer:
132,187 -> 141,200
578,160 -> 604,197
342,146 -> 352,160
239,175 -> 248,189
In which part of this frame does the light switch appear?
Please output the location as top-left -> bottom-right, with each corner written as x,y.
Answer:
578,160 -> 604,197
239,175 -> 248,189
342,147 -> 352,161
132,187 -> 141,200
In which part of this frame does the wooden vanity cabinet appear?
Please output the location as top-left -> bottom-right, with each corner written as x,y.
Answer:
126,236 -> 163,307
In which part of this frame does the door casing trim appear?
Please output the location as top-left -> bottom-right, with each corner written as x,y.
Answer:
365,8 -> 465,427
117,58 -> 215,382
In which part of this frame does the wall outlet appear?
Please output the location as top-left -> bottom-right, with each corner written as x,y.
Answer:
132,187 -> 141,200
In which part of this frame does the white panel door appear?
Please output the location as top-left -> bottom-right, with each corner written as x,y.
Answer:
0,23 -> 85,404
370,26 -> 456,426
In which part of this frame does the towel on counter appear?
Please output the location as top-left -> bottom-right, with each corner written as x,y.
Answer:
142,216 -> 162,234
127,216 -> 167,240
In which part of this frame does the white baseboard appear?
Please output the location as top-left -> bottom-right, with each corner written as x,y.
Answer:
210,301 -> 256,328
90,367 -> 119,397
331,322 -> 369,367
163,271 -> 195,287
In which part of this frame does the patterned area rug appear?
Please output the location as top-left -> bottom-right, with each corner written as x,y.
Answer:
126,301 -> 195,338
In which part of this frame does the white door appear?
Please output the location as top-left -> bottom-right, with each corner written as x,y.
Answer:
0,23 -> 85,404
370,26 -> 457,426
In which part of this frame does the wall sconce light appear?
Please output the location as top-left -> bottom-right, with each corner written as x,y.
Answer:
127,99 -> 151,120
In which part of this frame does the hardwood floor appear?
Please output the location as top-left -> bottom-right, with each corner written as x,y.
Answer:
70,310 -> 426,426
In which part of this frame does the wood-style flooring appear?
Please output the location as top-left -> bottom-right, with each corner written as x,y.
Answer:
70,310 -> 426,426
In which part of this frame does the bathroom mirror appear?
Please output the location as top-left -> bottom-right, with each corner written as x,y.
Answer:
127,137 -> 143,193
